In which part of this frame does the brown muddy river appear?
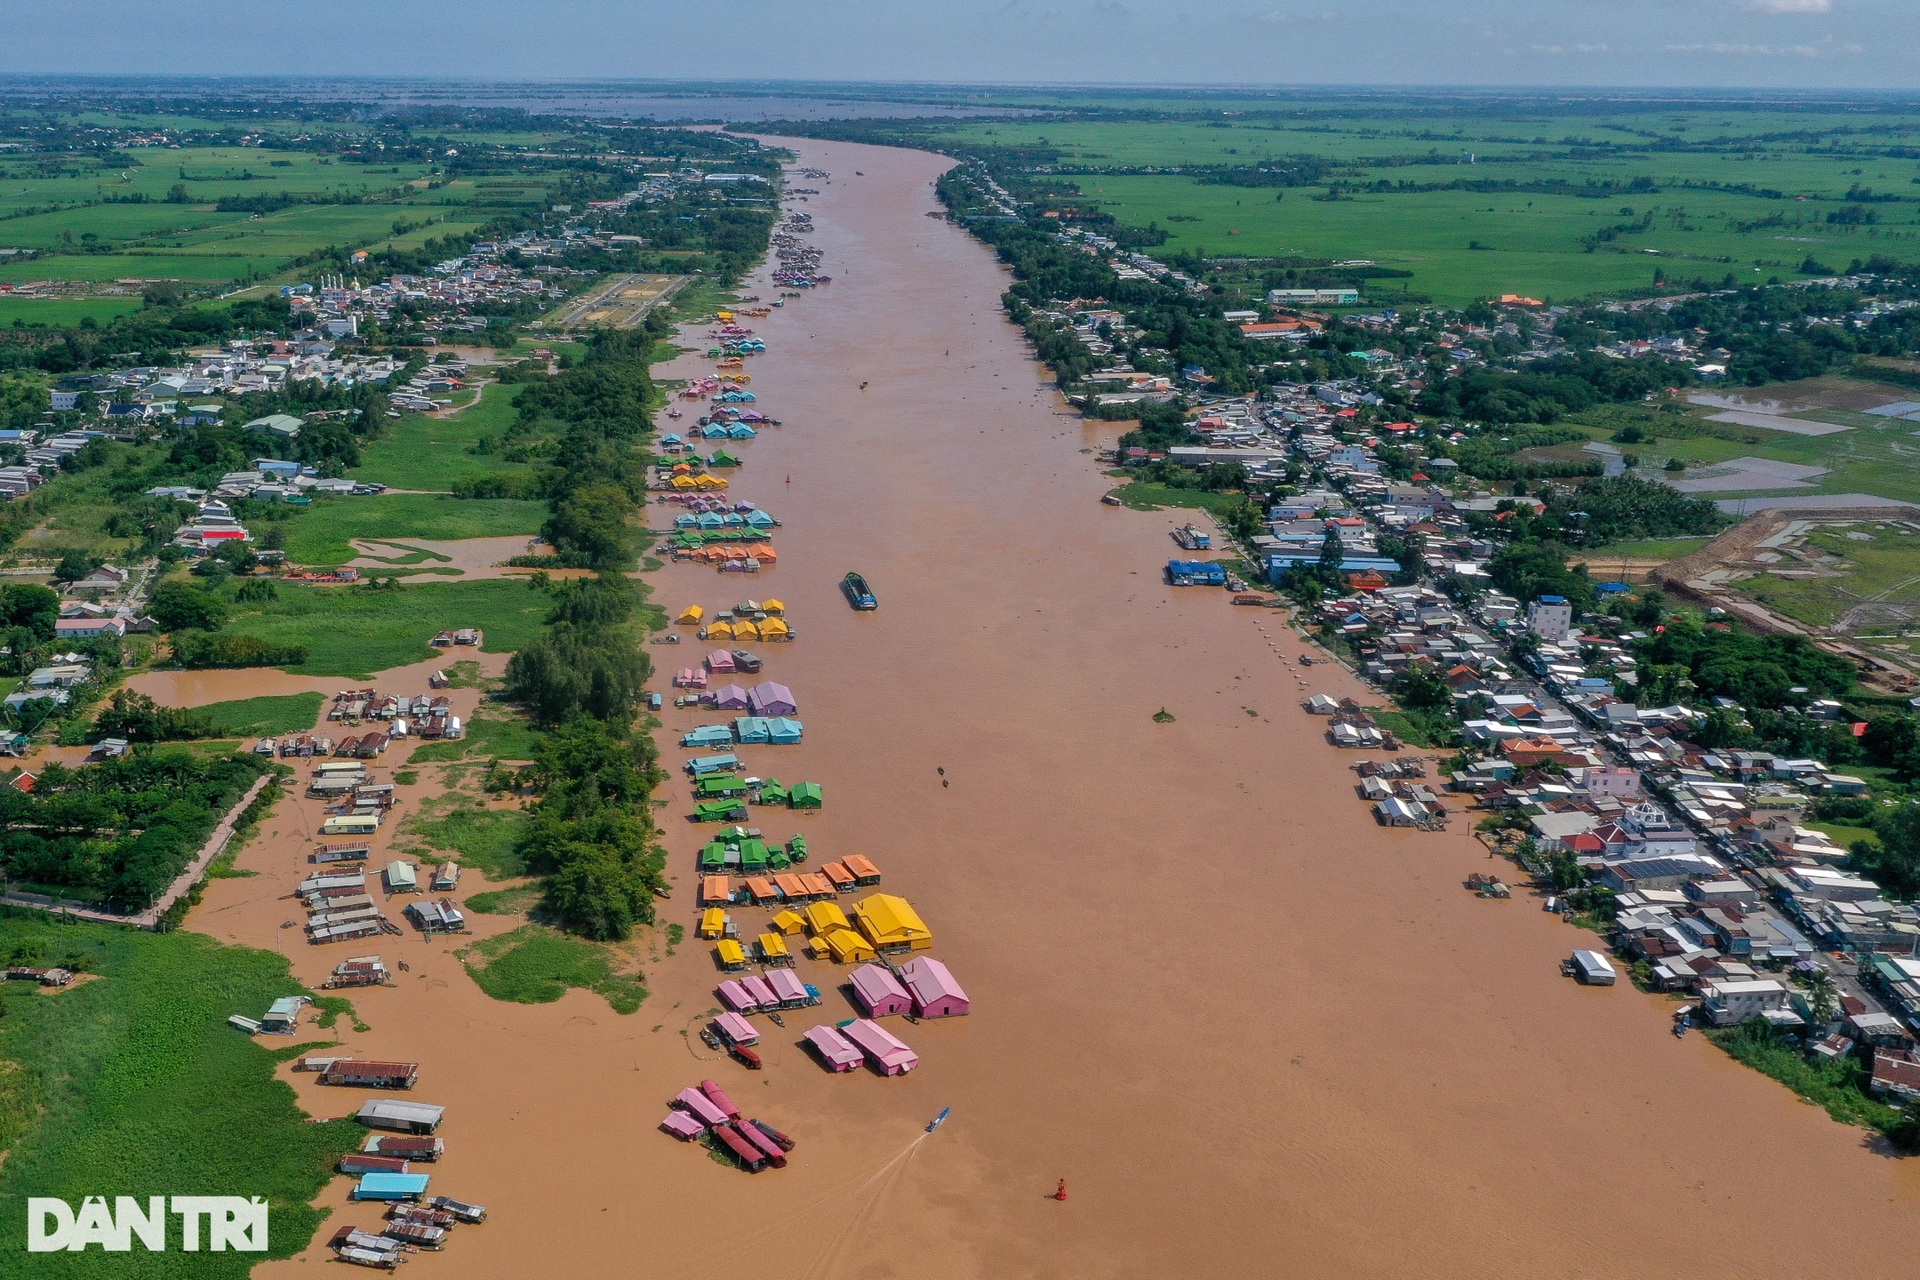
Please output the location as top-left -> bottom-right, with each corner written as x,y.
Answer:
209,139 -> 1920,1280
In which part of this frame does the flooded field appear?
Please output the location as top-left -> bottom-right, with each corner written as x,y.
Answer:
187,138 -> 1920,1279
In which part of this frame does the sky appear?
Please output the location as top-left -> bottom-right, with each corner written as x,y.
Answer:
6,1 -> 1920,92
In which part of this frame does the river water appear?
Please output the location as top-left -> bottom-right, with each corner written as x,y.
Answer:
218,138 -> 1920,1279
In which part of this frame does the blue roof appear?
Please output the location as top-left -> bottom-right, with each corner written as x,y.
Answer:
357,1173 -> 430,1194
1538,594 -> 1568,604
1596,582 -> 1631,593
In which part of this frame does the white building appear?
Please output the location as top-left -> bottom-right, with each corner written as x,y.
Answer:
1701,978 -> 1798,1028
1527,595 -> 1574,642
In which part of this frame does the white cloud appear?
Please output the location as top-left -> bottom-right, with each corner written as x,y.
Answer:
1532,42 -> 1610,54
1665,39 -> 1857,56
1741,0 -> 1834,13
1254,9 -> 1335,25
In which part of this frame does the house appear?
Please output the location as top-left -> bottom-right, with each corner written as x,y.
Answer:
54,616 -> 126,640
853,893 -> 934,953
848,963 -> 912,1018
901,956 -> 970,1018
1870,1051 -> 1920,1102
242,413 -> 304,440
1700,978 -> 1799,1028
1527,596 -> 1574,642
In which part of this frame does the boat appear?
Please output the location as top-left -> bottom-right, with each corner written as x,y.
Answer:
730,1043 -> 763,1070
1101,493 -> 1122,507
926,1106 -> 951,1133
841,572 -> 878,611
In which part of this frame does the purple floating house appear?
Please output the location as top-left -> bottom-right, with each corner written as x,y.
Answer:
747,681 -> 797,717
901,957 -> 970,1018
843,1018 -> 918,1075
711,683 -> 750,712
661,1111 -> 706,1140
713,1012 -> 759,1045
674,1087 -> 728,1126
741,974 -> 779,1010
717,979 -> 759,1013
804,1024 -> 864,1072
849,963 -> 912,1018
766,969 -> 810,1007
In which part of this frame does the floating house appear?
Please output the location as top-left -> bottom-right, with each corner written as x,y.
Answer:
804,901 -> 851,935
768,716 -> 804,744
850,963 -> 912,1017
674,1087 -> 728,1127
711,683 -> 750,712
715,939 -> 748,971
742,974 -> 779,1009
805,1024 -> 864,1072
356,1100 -> 445,1134
351,1173 -> 431,1203
713,1012 -> 759,1046
320,1060 -> 420,1090
821,928 -> 876,964
733,716 -> 772,745
677,605 -> 704,625
682,724 -> 733,749
853,893 -> 933,953
790,781 -> 823,810
747,682 -> 797,717
901,956 -> 970,1017
718,979 -> 759,1012
706,649 -> 737,674
766,968 -> 815,1007
843,1018 -> 919,1075
699,907 -> 728,939
662,1111 -> 706,1140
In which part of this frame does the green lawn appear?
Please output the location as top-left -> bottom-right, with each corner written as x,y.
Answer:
1108,478 -> 1243,516
1808,822 -> 1877,850
0,915 -> 360,1279
197,692 -> 326,737
458,924 -> 647,1014
1585,537 -> 1717,560
352,384 -> 524,492
278,493 -> 545,566
219,579 -> 550,678
0,296 -> 144,328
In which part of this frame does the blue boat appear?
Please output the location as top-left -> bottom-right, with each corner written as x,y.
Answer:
926,1106 -> 951,1133
842,572 -> 877,611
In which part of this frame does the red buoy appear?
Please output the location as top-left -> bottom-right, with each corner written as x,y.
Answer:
1052,1179 -> 1068,1202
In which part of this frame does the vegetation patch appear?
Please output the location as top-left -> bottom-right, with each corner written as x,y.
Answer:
279,494 -> 544,566
458,923 -> 647,1014
401,794 -> 530,881
464,884 -> 541,916
408,701 -> 543,763
216,578 -> 549,678
0,915 -> 361,1279
196,692 -> 326,738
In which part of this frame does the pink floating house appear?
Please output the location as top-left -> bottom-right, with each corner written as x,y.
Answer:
661,1110 -> 706,1140
674,1087 -> 728,1127
711,683 -> 750,711
674,667 -> 708,689
713,1012 -> 759,1046
766,969 -> 810,1007
741,974 -> 779,1010
849,963 -> 912,1018
717,979 -> 759,1012
747,681 -> 797,717
804,1024 -> 864,1072
901,957 -> 970,1018
706,649 -> 736,674
843,1018 -> 918,1075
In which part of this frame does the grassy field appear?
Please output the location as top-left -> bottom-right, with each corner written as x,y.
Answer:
0,914 -> 359,1279
1808,822 -> 1878,850
0,295 -> 144,327
220,578 -> 550,677
1107,477 -> 1244,516
916,107 -> 1920,305
352,384 -> 524,492
399,793 -> 530,881
458,923 -> 647,1014
408,701 -> 544,763
198,692 -> 326,737
278,493 -> 545,565
1586,536 -> 1717,560
1742,526 -> 1920,631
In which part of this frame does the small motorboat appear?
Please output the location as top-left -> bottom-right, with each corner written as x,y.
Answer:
767,1010 -> 785,1028
1101,493 -> 1122,506
926,1106 -> 951,1134
842,572 -> 877,611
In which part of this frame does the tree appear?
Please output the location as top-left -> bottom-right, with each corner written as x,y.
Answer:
52,552 -> 97,585
147,580 -> 228,632
0,584 -> 59,640
542,483 -> 636,571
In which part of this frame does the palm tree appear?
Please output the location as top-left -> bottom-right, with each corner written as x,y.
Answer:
1803,969 -> 1839,1029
